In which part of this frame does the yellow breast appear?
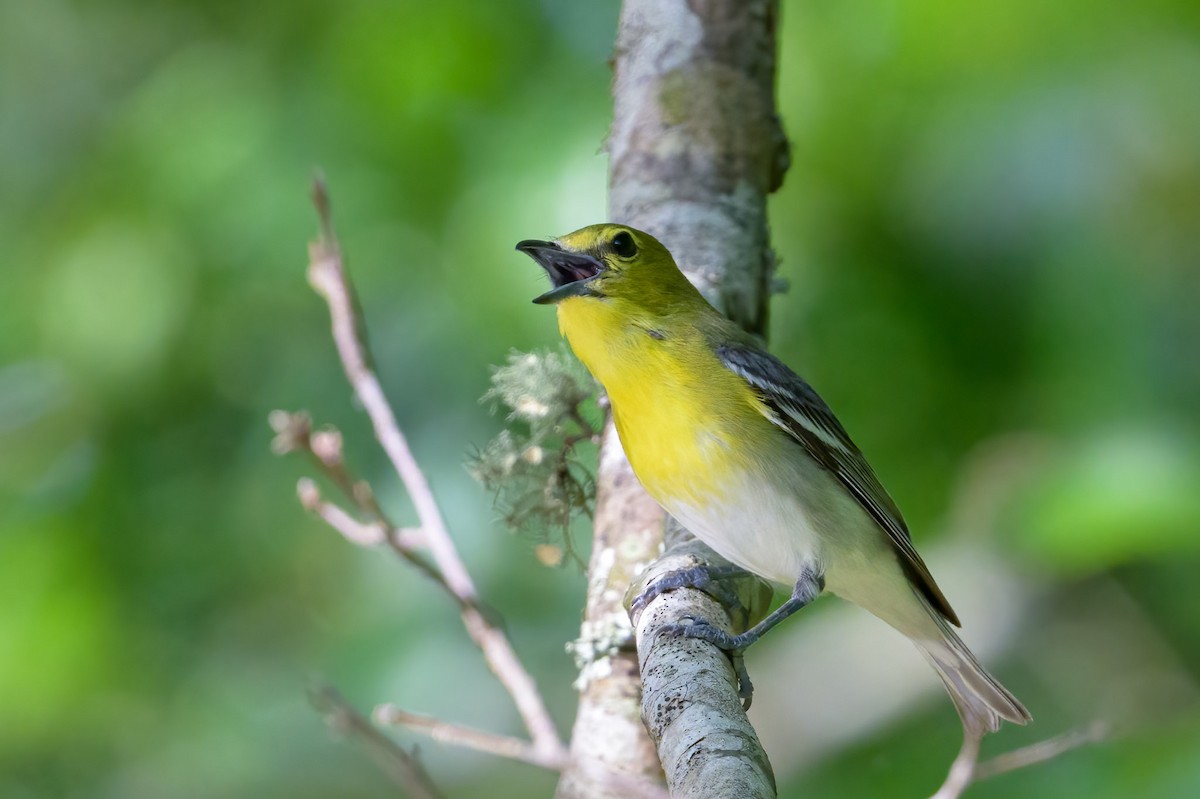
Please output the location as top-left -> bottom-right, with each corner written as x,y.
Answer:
556,297 -> 768,507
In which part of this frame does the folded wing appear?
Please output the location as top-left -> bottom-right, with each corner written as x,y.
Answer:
717,343 -> 960,626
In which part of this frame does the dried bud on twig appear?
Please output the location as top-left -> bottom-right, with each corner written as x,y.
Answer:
270,409 -> 312,454
311,428 -> 345,467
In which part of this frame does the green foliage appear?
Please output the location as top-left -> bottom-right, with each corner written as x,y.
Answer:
1008,429 -> 1200,573
469,349 -> 601,568
2,0 -> 1199,796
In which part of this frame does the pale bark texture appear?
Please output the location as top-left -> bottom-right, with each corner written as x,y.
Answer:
555,434 -> 669,799
555,0 -> 789,797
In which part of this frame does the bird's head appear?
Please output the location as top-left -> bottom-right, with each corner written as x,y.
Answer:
516,224 -> 699,312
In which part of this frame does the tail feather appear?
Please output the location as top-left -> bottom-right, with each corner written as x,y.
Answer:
913,596 -> 1031,736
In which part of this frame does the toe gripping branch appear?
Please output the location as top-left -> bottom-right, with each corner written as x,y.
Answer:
627,539 -> 778,708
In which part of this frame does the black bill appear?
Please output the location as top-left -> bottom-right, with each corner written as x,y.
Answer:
515,239 -> 604,304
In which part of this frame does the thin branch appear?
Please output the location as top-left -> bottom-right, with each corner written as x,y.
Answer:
297,477 -> 386,546
311,684 -> 445,799
275,418 -> 444,584
975,722 -> 1109,781
630,535 -> 777,799
931,722 -> 1108,799
373,703 -> 673,799
566,405 -> 599,441
390,526 -> 426,552
296,478 -> 429,558
304,178 -> 567,765
375,705 -> 568,771
306,178 -> 475,601
930,731 -> 982,799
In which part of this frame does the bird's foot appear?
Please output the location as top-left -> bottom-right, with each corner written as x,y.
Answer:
630,564 -> 750,618
656,617 -> 758,708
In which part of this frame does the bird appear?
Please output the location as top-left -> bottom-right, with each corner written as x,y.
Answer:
516,223 -> 1030,740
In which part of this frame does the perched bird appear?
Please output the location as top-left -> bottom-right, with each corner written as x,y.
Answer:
517,223 -> 1030,739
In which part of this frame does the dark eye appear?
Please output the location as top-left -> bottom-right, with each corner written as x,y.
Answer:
611,231 -> 637,258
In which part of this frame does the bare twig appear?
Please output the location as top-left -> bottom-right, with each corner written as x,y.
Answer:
975,722 -> 1109,781
931,722 -> 1108,799
292,462 -> 561,773
306,178 -> 476,601
930,731 -> 983,799
300,178 -> 568,766
296,477 -> 425,552
274,416 -> 444,582
312,684 -> 445,799
375,705 -> 568,771
297,477 -> 386,546
372,703 -> 676,799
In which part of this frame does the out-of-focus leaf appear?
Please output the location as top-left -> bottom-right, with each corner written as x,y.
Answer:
1009,428 -> 1200,572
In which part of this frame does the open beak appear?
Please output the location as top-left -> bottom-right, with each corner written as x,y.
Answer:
515,239 -> 605,304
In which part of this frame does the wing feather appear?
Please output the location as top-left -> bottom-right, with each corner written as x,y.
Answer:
718,343 -> 960,626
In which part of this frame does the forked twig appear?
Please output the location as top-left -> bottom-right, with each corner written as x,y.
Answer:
288,177 -> 566,769
312,684 -> 445,799
974,722 -> 1109,781
931,722 -> 1108,799
375,705 -> 567,770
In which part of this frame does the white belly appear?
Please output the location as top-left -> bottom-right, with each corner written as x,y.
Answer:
657,455 -> 844,587
656,450 -> 905,596
658,453 -> 941,642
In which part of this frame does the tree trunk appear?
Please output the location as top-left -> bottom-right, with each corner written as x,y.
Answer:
555,1 -> 789,796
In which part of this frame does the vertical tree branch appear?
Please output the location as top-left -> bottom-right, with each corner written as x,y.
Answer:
608,0 -> 788,333
555,434 -> 668,799
556,0 -> 788,796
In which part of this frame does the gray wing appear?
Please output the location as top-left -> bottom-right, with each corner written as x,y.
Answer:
718,343 -> 960,626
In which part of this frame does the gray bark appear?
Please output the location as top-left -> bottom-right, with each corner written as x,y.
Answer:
608,0 -> 788,334
555,434 -> 669,799
630,525 -> 777,799
555,0 -> 789,797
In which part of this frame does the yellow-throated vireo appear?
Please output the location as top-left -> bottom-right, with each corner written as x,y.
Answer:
517,223 -> 1030,739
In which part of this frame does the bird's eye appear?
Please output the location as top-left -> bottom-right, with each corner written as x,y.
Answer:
610,231 -> 637,258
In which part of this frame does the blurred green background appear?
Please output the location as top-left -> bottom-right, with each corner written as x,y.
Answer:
2,0 -> 1198,797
